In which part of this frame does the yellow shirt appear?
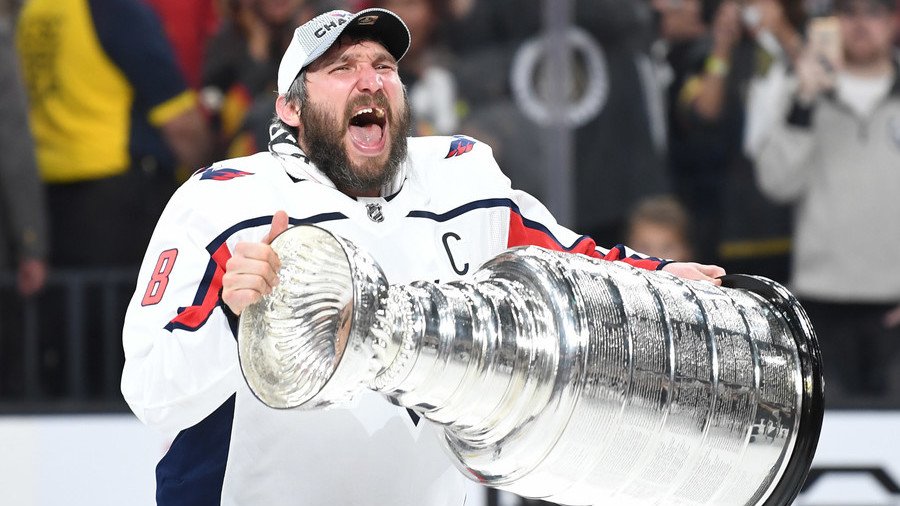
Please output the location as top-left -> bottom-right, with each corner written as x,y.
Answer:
16,0 -> 196,183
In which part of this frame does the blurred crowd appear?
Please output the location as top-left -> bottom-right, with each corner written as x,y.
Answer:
1,0 -> 900,408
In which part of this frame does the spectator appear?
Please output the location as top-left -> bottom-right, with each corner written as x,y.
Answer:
671,0 -> 804,279
201,0 -> 315,158
16,0 -> 212,395
624,195 -> 695,263
648,0 -> 710,153
754,0 -> 900,406
17,0 -> 212,267
648,0 -> 710,93
0,0 -> 49,397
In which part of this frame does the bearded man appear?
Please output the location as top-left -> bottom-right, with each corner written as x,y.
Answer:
755,0 -> 900,407
121,8 -> 724,505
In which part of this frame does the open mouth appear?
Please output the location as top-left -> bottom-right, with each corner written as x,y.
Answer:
348,106 -> 387,153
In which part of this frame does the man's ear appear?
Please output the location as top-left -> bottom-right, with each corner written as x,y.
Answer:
275,96 -> 301,127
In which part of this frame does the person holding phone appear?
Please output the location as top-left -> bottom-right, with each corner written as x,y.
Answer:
667,0 -> 803,283
754,0 -> 900,407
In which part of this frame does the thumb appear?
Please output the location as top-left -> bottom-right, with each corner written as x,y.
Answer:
263,210 -> 290,245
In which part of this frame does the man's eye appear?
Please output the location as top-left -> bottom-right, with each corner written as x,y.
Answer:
331,65 -> 350,72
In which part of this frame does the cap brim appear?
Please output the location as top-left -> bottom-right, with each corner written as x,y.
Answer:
343,9 -> 410,64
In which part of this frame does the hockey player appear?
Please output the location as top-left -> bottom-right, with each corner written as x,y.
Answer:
122,8 -> 725,505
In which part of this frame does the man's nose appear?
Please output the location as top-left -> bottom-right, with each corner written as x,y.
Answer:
356,65 -> 384,93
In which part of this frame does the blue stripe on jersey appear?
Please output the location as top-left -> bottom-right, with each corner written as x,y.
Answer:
187,213 -> 346,307
406,198 -> 592,252
206,212 -> 349,255
156,394 -> 235,506
166,212 -> 348,333
189,259 -> 220,307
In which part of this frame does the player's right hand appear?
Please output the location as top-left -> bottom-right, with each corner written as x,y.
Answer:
222,210 -> 289,315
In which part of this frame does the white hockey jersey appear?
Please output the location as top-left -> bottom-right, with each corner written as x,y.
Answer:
121,134 -> 667,505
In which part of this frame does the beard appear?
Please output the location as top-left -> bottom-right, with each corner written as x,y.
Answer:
299,90 -> 411,196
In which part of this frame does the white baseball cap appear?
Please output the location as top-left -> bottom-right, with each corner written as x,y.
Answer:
277,8 -> 411,95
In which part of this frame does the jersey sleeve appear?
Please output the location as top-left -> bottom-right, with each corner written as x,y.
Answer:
121,180 -> 251,436
506,188 -> 671,270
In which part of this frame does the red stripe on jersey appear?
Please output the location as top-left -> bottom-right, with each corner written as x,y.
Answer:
506,210 -> 665,271
168,242 -> 232,330
507,210 -> 598,255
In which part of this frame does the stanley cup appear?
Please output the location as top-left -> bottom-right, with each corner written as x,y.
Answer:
237,225 -> 824,506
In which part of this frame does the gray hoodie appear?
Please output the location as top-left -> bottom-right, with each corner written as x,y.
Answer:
754,65 -> 900,303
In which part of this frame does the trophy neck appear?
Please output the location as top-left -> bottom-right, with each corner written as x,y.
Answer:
372,274 -> 567,442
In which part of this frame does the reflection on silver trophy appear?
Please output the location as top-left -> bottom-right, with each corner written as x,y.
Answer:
238,225 -> 824,505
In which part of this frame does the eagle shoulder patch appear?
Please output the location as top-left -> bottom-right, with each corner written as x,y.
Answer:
199,168 -> 254,181
445,136 -> 476,159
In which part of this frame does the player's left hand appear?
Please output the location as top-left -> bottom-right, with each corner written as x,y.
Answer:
661,262 -> 726,285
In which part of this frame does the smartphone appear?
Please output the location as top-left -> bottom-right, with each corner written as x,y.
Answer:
808,16 -> 843,72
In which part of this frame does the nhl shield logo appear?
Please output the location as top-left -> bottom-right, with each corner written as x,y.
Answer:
366,203 -> 385,223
